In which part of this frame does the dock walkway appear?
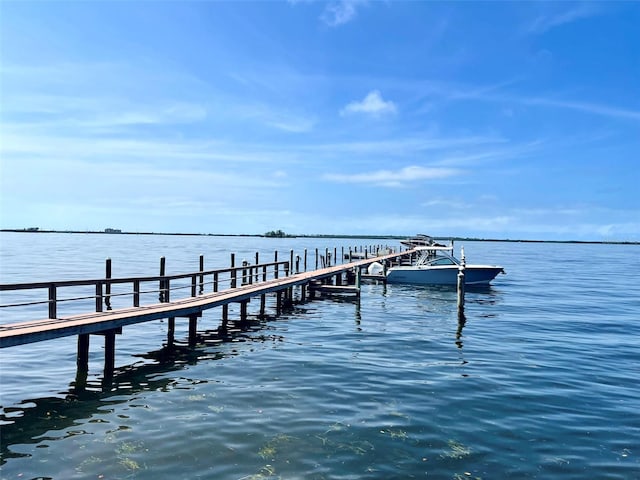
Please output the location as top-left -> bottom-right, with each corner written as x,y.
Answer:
1,248 -> 415,361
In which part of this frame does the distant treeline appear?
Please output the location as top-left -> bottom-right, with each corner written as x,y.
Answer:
1,229 -> 638,245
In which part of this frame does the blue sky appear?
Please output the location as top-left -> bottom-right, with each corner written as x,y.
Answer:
1,1 -> 639,240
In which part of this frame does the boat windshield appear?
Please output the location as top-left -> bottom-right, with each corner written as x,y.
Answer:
414,248 -> 460,266
427,257 -> 457,266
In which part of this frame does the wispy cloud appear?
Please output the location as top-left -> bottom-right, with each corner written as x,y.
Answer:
439,83 -> 640,122
340,90 -> 397,117
233,104 -> 316,133
421,198 -> 473,209
527,4 -> 600,34
324,165 -> 462,187
518,97 -> 640,121
321,0 -> 365,27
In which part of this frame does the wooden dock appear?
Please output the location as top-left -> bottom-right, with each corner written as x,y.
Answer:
0,245 -> 416,380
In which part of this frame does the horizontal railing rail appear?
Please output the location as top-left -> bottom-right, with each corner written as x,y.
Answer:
0,261 -> 289,291
0,260 -> 291,319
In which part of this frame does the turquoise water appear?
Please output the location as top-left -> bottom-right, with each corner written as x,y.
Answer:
0,233 -> 638,479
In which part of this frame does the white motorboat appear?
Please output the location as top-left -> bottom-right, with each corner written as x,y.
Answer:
369,245 -> 505,286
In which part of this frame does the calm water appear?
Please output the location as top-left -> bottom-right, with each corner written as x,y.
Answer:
0,233 -> 638,479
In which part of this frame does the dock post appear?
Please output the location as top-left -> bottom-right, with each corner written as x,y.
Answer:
457,247 -> 466,318
199,255 -> 204,295
240,300 -> 248,322
287,251 -> 294,304
191,274 -> 197,297
220,304 -> 229,333
159,256 -> 166,302
255,252 -> 260,282
105,258 -> 112,310
48,284 -> 57,319
315,248 -> 319,270
188,315 -> 198,346
230,253 -> 236,288
304,249 -> 307,272
95,282 -> 103,313
260,294 -> 266,318
274,251 -> 279,278
133,280 -> 140,307
167,318 -> 175,345
75,333 -> 90,390
242,260 -> 248,285
104,329 -> 116,379
260,265 -> 267,317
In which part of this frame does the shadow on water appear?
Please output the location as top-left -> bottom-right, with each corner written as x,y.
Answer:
0,296 -> 363,465
0,314 -> 280,464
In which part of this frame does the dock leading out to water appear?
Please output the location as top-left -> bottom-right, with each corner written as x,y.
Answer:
0,245 -> 418,384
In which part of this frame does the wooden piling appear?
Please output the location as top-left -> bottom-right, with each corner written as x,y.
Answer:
167,317 -> 175,345
230,253 -> 236,288
77,333 -> 90,373
48,284 -> 56,319
260,264 -> 267,317
273,251 -> 278,278
199,254 -> 204,295
159,256 -> 166,302
189,315 -> 198,346
191,274 -> 197,297
133,280 -> 140,307
457,247 -> 466,318
95,282 -> 103,313
255,252 -> 260,282
74,335 -> 89,391
242,260 -> 248,286
240,300 -> 248,322
105,258 -> 112,310
104,329 -> 116,378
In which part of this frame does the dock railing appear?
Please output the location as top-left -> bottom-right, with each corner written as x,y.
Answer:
0,259 -> 291,320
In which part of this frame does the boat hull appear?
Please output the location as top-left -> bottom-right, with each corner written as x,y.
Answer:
386,266 -> 503,286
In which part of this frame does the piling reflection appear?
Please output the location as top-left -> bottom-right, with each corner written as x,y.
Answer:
456,312 -> 466,349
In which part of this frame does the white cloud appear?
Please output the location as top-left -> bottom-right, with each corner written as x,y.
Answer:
527,5 -> 599,34
324,165 -> 462,187
421,198 -> 472,209
519,97 -> 640,121
340,90 -> 397,117
321,1 -> 364,27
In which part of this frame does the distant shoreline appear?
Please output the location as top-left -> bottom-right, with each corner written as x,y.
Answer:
1,229 -> 638,245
